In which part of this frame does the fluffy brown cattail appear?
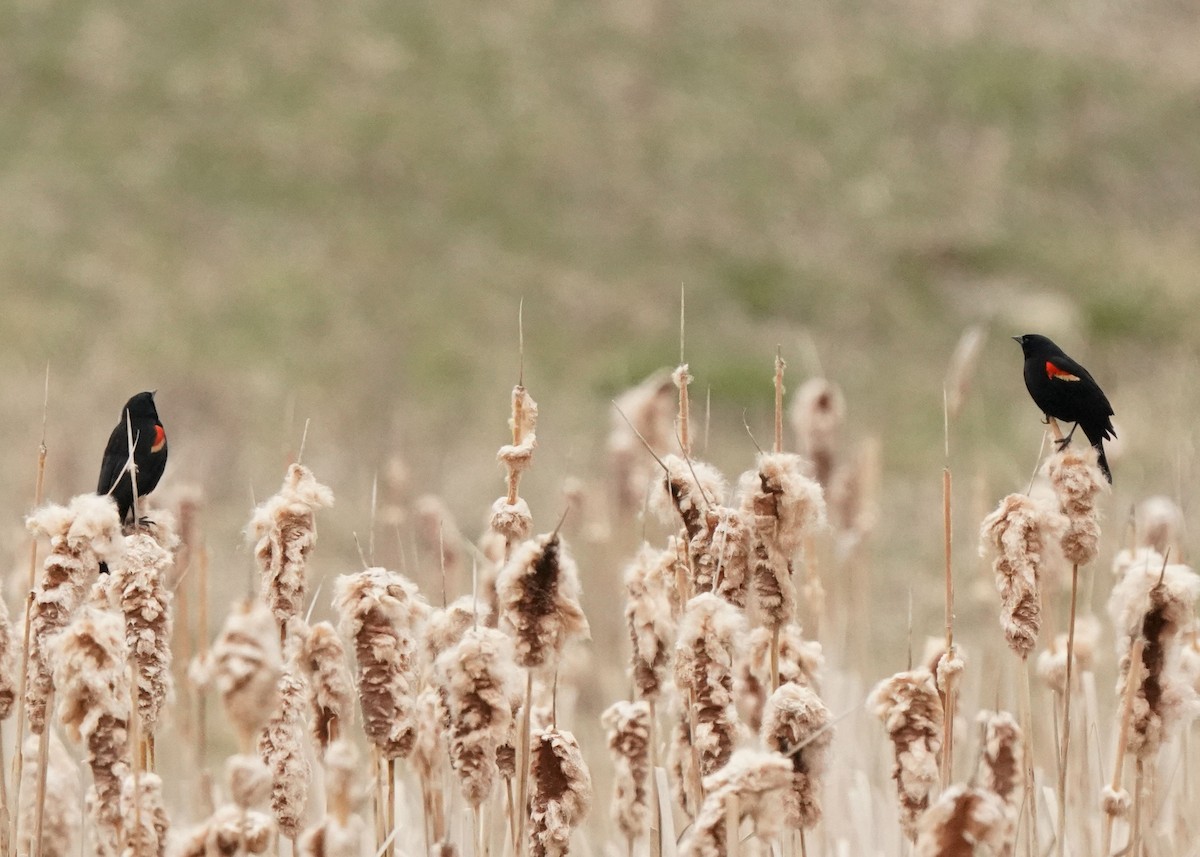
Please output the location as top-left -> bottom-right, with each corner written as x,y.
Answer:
173,756 -> 276,856
297,740 -> 365,857
499,384 -> 538,497
436,626 -> 520,807
1048,447 -> 1106,567
980,493 -> 1063,658
0,595 -> 18,720
761,682 -> 833,829
25,493 -> 124,733
679,749 -> 792,857
976,709 -> 1023,837
18,732 -> 81,857
693,505 -> 752,606
1109,558 -> 1200,758
258,661 -> 310,839
51,604 -> 131,857
739,453 -> 826,630
675,593 -> 745,777
248,463 -> 334,631
121,771 -> 171,857
412,685 -> 448,840
106,528 -> 176,736
601,700 -> 651,846
735,624 -> 823,731
609,369 -> 676,515
869,668 -> 945,840
667,701 -> 700,815
198,598 -> 282,749
914,784 -> 1008,857
496,531 -> 589,671
295,620 -> 353,752
529,727 -> 593,857
623,543 -> 676,700
334,567 -> 427,759
650,455 -> 726,544
425,595 -> 488,666
789,378 -> 845,489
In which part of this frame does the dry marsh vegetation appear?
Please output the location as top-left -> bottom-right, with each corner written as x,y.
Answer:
1,329 -> 1198,857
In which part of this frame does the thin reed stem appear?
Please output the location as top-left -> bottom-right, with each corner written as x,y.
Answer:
1055,563 -> 1079,857
1102,636 -> 1144,857
31,683 -> 52,857
516,670 -> 533,857
941,466 -> 955,789
1018,658 -> 1039,857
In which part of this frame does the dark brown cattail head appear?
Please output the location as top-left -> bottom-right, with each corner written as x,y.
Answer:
496,531 -> 589,671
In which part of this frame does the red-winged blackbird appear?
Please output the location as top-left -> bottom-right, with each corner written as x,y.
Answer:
1013,334 -> 1115,482
97,391 -> 169,525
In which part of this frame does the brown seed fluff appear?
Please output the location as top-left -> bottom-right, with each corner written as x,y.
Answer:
761,681 -> 833,830
914,784 -> 1008,857
529,727 -> 593,857
248,463 -> 334,630
25,493 -> 125,734
980,493 -> 1063,659
1047,447 -> 1106,567
601,700 -> 652,845
976,709 -> 1023,840
334,567 -> 428,759
0,594 -> 18,720
51,604 -> 131,857
296,620 -> 354,752
18,732 -> 80,857
869,668 -> 945,841
496,532 -> 590,671
622,543 -> 676,701
200,598 -> 282,748
120,771 -> 171,857
735,623 -> 823,732
435,626 -> 520,807
674,593 -> 746,777
258,662 -> 311,838
679,749 -> 793,857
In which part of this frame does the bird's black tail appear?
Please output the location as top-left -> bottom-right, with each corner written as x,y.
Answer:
1094,442 -> 1112,484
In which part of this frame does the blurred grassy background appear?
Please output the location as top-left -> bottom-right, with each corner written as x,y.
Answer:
3,0 -> 1200,750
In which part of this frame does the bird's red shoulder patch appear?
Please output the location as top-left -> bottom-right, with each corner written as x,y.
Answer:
1045,361 -> 1081,382
151,424 -> 166,453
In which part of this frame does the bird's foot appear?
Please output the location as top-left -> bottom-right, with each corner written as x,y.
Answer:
1054,435 -> 1072,451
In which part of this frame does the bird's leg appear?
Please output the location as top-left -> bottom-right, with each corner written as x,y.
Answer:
1054,423 -> 1079,450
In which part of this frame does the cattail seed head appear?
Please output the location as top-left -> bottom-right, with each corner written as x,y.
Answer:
1047,447 -> 1106,567
869,668 -> 945,840
295,620 -> 354,752
601,700 -> 652,845
623,543 -> 676,701
789,378 -> 845,488
914,784 -> 1008,857
496,532 -> 589,671
761,682 -> 833,830
529,727 -> 593,857
258,662 -> 311,839
18,733 -> 81,857
650,455 -> 726,539
680,749 -> 792,857
202,598 -> 282,748
121,771 -> 171,857
976,709 -> 1023,833
675,593 -> 746,776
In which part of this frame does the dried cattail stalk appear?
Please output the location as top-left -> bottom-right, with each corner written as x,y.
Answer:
623,543 -> 676,701
0,595 -> 18,720
980,493 -> 1063,658
106,528 -> 176,736
258,662 -> 311,838
675,593 -> 745,777
1036,616 -> 1101,694
739,453 -> 825,630
121,771 -> 170,857
499,385 -> 538,502
601,700 -> 652,845
869,668 -> 945,840
761,682 -> 833,830
679,749 -> 792,857
334,567 -> 427,759
18,732 -> 80,857
248,463 -> 334,630
295,620 -> 353,752
914,784 -> 1008,857
195,598 -> 282,749
609,370 -> 676,515
650,455 -> 726,542
51,604 -> 131,857
435,626 -> 520,806
489,497 -> 534,553
25,493 -> 124,733
976,710 -> 1023,832
1109,558 -> 1200,758
529,727 -> 592,857
735,624 -> 823,731
1134,496 -> 1184,558
788,378 -> 845,489
496,532 -> 589,671
1047,447 -> 1106,567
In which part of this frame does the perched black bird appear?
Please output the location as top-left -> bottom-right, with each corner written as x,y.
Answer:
97,391 -> 169,525
1013,334 -> 1115,482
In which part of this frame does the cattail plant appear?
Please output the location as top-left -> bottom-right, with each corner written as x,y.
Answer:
258,658 -> 311,840
490,385 -> 538,553
412,684 -> 449,847
622,543 -> 675,702
913,784 -> 1008,856
434,626 -> 520,808
121,771 -> 171,857
105,523 -> 177,767
51,603 -> 132,857
248,463 -> 334,637
601,700 -> 652,849
735,624 -> 823,731
869,668 -> 944,840
296,620 -> 354,753
650,455 -> 726,552
529,727 -> 592,857
17,732 -> 80,857
25,493 -> 124,734
678,749 -> 792,857
174,755 -> 276,856
334,567 -> 427,760
298,739 -> 365,857
196,598 -> 282,751
674,593 -> 745,779
977,710 -> 1023,847
789,378 -> 844,489
609,370 -> 676,515
761,681 -> 833,831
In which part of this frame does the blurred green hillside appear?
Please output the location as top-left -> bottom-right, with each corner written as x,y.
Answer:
3,0 -> 1200,623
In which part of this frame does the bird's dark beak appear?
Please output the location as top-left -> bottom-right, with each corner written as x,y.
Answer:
151,389 -> 157,398
1011,336 -> 1023,345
